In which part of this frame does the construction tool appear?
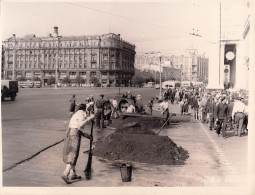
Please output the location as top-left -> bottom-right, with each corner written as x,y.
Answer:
84,121 -> 94,179
156,113 -> 176,135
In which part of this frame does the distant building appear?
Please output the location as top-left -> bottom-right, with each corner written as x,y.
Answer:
135,51 -> 208,82
1,45 -> 4,79
2,27 -> 136,86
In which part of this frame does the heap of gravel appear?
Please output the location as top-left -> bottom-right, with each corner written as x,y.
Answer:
93,122 -> 189,165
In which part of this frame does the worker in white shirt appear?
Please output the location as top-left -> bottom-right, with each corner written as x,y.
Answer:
110,98 -> 119,119
160,98 -> 170,125
232,97 -> 246,136
62,104 -> 95,184
126,104 -> 136,113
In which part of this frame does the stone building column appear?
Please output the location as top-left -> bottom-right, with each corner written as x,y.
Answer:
96,71 -> 101,83
107,72 -> 110,84
86,71 -> 90,84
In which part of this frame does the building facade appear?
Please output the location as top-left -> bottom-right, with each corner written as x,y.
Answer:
135,51 -> 208,82
2,27 -> 136,86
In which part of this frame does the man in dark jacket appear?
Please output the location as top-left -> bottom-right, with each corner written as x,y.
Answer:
179,90 -> 184,102
212,97 -> 218,130
95,94 -> 106,129
205,98 -> 214,130
193,96 -> 199,120
215,96 -> 228,138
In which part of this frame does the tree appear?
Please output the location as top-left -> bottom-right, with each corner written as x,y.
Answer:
17,76 -> 27,81
90,77 -> 100,85
74,76 -> 85,86
62,76 -> 71,85
33,77 -> 41,81
47,76 -> 56,86
132,75 -> 144,87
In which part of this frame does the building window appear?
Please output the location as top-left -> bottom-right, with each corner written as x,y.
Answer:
90,71 -> 96,77
91,63 -> 96,69
91,54 -> 97,62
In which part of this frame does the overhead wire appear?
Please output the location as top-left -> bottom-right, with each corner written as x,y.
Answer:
64,2 -> 242,46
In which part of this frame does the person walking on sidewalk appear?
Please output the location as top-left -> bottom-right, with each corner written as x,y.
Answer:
232,97 -> 246,137
193,96 -> 199,120
205,97 -> 214,130
215,96 -> 228,138
62,104 -> 95,184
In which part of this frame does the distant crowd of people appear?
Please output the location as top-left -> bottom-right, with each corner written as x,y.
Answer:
160,86 -> 249,138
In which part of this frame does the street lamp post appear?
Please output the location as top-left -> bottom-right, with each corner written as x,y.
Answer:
55,40 -> 59,89
159,54 -> 162,100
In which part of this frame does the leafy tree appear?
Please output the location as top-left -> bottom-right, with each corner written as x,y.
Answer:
33,77 -> 41,81
132,75 -> 144,87
62,76 -> 71,84
90,77 -> 100,85
17,76 -> 27,81
74,76 -> 86,86
47,76 -> 56,86
175,82 -> 181,88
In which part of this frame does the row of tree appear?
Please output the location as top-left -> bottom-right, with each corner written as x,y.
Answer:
131,69 -> 180,87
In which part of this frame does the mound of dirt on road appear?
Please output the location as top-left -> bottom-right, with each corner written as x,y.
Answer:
112,116 -> 165,130
93,122 -> 189,165
115,122 -> 156,135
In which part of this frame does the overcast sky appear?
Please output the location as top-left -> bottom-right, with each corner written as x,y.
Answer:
1,0 -> 248,55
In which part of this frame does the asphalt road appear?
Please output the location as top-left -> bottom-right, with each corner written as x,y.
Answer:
1,87 -> 248,189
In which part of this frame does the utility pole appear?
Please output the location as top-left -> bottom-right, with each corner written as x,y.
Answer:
12,46 -> 16,80
55,39 -> 59,89
219,1 -> 221,85
159,55 -> 162,99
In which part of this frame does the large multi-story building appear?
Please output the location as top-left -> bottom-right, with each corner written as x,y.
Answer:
2,27 -> 136,86
135,50 -> 208,82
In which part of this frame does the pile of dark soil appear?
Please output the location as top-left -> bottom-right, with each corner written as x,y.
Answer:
115,122 -> 156,135
111,116 -> 166,130
93,122 -> 189,165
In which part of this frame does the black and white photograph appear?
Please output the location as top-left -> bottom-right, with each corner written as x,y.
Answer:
1,0 -> 254,194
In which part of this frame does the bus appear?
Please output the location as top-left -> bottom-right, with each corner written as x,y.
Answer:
18,81 -> 29,88
146,82 -> 155,88
162,80 -> 176,89
18,81 -> 42,88
33,81 -> 42,88
181,81 -> 191,88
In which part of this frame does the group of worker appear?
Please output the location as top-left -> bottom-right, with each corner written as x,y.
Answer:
69,93 -> 120,129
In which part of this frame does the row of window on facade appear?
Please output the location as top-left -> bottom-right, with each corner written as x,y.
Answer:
5,48 -> 125,56
6,39 -> 120,48
6,53 -> 133,64
6,60 -> 132,70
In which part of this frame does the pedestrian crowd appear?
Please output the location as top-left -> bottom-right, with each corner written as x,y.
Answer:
160,86 -> 249,139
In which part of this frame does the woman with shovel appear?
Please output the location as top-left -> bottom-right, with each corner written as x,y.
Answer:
62,104 -> 95,184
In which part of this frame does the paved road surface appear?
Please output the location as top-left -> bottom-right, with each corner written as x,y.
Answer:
1,87 -> 248,188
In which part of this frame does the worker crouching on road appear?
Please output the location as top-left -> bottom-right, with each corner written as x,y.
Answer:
95,94 -> 106,129
62,104 -> 95,184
